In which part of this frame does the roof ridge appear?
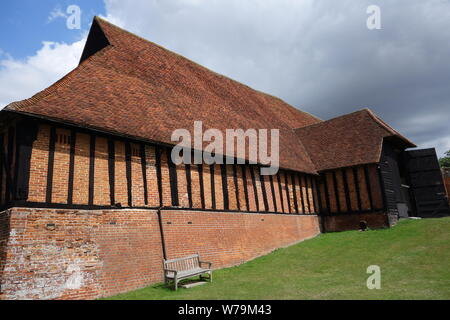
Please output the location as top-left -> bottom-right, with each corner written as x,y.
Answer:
364,108 -> 416,146
294,108 -> 369,132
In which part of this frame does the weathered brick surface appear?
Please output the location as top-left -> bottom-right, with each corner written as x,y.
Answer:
0,207 -> 320,300
0,208 -> 163,300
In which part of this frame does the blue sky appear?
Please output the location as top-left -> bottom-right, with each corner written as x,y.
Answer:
0,0 -> 104,59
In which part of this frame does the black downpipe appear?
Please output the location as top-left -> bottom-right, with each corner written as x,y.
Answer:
157,206 -> 167,260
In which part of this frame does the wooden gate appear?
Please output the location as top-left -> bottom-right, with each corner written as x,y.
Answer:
404,149 -> 450,217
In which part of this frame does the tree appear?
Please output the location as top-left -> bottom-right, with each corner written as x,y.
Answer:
439,150 -> 450,168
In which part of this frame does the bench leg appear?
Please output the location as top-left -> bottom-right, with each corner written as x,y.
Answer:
209,271 -> 213,283
175,277 -> 178,291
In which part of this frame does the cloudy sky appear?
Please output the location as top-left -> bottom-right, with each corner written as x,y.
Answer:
1,0 -> 449,156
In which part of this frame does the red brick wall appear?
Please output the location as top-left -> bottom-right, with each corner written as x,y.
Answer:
160,210 -> 320,269
0,207 -> 320,300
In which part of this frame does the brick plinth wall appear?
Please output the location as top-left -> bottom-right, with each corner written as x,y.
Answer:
0,208 -> 320,300
161,210 -> 320,268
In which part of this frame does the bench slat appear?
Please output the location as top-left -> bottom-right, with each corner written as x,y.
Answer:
164,254 -> 199,264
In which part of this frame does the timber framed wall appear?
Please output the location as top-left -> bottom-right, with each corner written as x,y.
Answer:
317,164 -> 388,231
13,120 -> 319,216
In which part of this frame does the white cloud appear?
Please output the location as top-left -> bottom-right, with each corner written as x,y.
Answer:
0,38 -> 86,109
47,5 -> 68,23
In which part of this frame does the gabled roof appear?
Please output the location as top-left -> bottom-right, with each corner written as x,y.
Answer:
4,17 -> 321,174
294,109 -> 416,171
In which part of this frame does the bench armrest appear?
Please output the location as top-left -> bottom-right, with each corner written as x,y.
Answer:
164,269 -> 178,276
199,261 -> 212,269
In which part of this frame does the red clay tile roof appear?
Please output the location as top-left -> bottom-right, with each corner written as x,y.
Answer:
4,17 -> 321,174
295,109 -> 416,171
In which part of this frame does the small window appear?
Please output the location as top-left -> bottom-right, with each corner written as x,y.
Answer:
132,146 -> 140,157
56,134 -> 71,145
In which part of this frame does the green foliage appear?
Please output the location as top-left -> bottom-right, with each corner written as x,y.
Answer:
439,150 -> 450,168
104,218 -> 450,300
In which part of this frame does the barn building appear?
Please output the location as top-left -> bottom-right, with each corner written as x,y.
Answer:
0,17 -> 448,300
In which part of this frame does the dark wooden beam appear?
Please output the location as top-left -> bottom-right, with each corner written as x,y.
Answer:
221,164 -> 229,210
291,173 -> 299,214
210,165 -> 216,209
377,165 -> 388,212
198,164 -> 205,209
125,142 -> 132,207
233,164 -> 240,211
298,173 -> 306,214
315,177 -> 323,214
277,172 -> 285,213
342,169 -> 352,212
269,174 -> 277,213
155,146 -> 163,207
241,165 -> 249,211
323,174 -> 331,214
14,120 -> 39,201
259,170 -> 269,212
140,144 -> 148,206
364,165 -> 374,210
250,166 -> 259,212
185,164 -> 193,208
67,129 -> 77,205
284,171 -> 292,213
310,177 -> 319,214
353,167 -> 362,212
305,175 -> 312,214
332,171 -> 341,214
45,127 -> 56,204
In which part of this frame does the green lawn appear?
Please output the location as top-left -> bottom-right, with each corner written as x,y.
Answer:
105,217 -> 450,300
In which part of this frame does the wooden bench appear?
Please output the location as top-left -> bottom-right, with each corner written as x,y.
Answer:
164,254 -> 212,290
